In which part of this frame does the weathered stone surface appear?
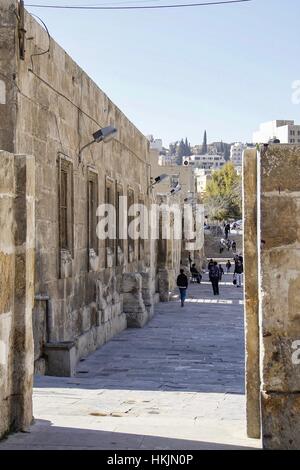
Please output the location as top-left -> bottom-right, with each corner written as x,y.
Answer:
261,145 -> 300,193
261,195 -> 298,249
0,151 -> 35,440
45,342 -> 76,377
261,392 -> 300,450
258,144 -> 300,449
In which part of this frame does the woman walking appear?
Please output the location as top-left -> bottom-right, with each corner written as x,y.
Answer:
177,269 -> 189,307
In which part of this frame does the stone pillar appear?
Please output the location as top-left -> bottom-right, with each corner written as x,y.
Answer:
11,154 -> 35,432
243,149 -> 261,439
0,151 -> 35,439
258,144 -> 300,449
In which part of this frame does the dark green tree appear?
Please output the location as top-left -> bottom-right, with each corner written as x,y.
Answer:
184,137 -> 192,157
201,130 -> 207,155
176,139 -> 186,164
169,141 -> 178,156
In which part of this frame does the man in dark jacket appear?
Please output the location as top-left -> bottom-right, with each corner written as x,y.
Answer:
207,259 -> 214,271
224,223 -> 230,240
177,269 -> 188,307
234,259 -> 243,288
209,262 -> 220,296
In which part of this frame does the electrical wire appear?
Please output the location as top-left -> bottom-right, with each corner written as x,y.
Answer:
29,13 -> 51,70
25,1 -> 252,11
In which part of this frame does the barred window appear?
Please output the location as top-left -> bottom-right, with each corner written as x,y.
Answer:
128,188 -> 135,263
88,171 -> 98,255
58,159 -> 73,254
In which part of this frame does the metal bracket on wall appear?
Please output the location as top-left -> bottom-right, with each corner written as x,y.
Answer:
18,1 -> 26,60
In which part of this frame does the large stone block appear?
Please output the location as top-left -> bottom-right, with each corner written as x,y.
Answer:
45,341 -> 76,377
261,392 -> 300,449
261,335 -> 300,392
261,195 -> 299,249
260,249 -> 300,336
261,145 -> 300,193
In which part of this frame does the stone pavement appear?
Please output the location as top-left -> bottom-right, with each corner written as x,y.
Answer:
0,268 -> 261,450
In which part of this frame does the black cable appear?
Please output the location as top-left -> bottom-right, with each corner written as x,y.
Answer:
25,1 -> 252,11
29,13 -> 51,70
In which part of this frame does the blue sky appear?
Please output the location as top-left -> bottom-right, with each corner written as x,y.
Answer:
26,0 -> 300,146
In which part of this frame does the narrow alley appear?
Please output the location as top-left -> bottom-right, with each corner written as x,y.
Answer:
0,266 -> 261,450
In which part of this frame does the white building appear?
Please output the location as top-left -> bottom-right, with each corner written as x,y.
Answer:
194,168 -> 212,195
253,120 -> 300,144
147,135 -> 163,153
230,142 -> 246,167
182,154 -> 226,170
158,154 -> 177,166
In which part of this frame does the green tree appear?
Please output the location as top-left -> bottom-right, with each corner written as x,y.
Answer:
201,130 -> 208,155
184,137 -> 192,156
176,139 -> 186,164
169,141 -> 178,156
204,162 -> 242,221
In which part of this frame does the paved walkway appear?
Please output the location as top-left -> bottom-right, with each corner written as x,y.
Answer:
0,269 -> 261,450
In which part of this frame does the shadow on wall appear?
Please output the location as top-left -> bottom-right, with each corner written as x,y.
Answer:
0,419 -> 256,450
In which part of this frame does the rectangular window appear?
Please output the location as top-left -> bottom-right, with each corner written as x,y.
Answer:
60,170 -> 68,249
138,196 -> 144,261
115,183 -> 123,266
58,159 -> 73,254
88,171 -> 98,256
128,188 -> 135,263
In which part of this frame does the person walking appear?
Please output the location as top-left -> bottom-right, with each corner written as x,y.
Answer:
209,262 -> 220,296
224,223 -> 230,240
226,260 -> 232,273
234,259 -> 243,288
218,264 -> 224,281
232,240 -> 237,254
207,259 -> 214,271
177,269 -> 189,307
190,263 -> 202,284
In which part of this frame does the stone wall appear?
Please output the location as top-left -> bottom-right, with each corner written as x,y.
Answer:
0,150 -> 35,439
0,1 -> 158,376
244,144 -> 300,449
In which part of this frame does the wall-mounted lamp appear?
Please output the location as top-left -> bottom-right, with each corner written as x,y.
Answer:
78,126 -> 118,163
148,174 -> 169,192
170,184 -> 181,195
151,174 -> 168,186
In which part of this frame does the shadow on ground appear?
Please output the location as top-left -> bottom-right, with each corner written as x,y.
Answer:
0,419 -> 256,450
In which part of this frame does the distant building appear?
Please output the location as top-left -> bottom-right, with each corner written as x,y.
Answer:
147,135 -> 163,153
230,142 -> 246,167
253,120 -> 300,144
182,154 -> 226,170
158,154 -> 177,166
194,168 -> 212,195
